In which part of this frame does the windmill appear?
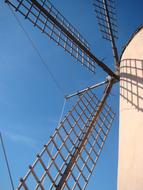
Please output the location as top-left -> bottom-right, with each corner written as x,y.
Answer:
2,0 -> 143,190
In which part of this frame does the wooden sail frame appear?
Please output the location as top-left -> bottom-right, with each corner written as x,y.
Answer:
17,81 -> 115,190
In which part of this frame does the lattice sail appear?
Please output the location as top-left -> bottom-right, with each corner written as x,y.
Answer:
5,0 -> 119,78
6,0 -> 96,73
17,89 -> 115,190
93,0 -> 119,68
93,0 -> 118,41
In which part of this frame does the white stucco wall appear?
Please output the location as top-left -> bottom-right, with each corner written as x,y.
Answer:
118,27 -> 143,190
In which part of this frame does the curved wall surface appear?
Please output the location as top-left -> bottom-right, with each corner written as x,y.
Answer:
118,27 -> 143,190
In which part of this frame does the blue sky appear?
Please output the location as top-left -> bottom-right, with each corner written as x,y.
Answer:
0,0 -> 143,189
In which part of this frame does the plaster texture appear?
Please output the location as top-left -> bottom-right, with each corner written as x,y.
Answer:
118,27 -> 143,190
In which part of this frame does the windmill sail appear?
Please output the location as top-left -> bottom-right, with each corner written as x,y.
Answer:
5,0 -> 118,78
17,81 -> 115,190
93,0 -> 119,68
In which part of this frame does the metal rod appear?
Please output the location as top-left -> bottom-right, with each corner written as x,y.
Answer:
29,0 -> 119,79
55,78 -> 114,190
0,132 -> 15,190
65,80 -> 108,100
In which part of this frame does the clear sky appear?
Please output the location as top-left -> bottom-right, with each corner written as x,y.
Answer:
0,0 -> 143,190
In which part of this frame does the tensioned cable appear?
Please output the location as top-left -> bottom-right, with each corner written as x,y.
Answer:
8,5 -> 65,96
49,98 -> 67,158
0,132 -> 15,190
58,98 -> 67,124
41,98 -> 67,185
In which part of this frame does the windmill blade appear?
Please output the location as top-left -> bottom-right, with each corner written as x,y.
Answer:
17,80 -> 115,190
5,0 -> 118,79
93,0 -> 119,69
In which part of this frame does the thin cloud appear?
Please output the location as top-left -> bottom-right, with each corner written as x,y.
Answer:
5,131 -> 40,150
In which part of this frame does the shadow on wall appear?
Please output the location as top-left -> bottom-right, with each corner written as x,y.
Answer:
120,59 -> 143,112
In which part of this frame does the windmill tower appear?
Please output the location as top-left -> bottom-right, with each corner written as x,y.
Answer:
2,0 -> 142,189
118,26 -> 143,190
